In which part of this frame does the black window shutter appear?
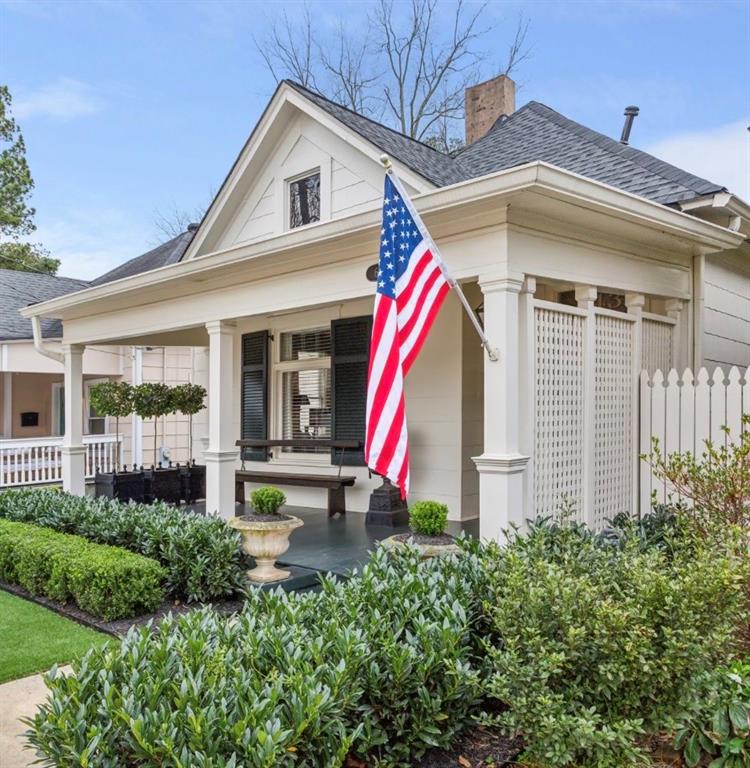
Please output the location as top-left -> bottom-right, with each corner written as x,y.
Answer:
241,331 -> 269,462
331,316 -> 372,466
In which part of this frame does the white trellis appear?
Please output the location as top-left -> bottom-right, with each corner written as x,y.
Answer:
639,366 -> 750,511
532,296 -> 675,528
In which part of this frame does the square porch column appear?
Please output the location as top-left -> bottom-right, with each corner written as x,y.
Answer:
204,320 -> 239,519
61,344 -> 85,495
472,273 -> 530,542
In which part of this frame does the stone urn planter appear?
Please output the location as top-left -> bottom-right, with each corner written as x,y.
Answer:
228,513 -> 304,583
381,500 -> 461,559
381,532 -> 461,558
229,486 -> 303,583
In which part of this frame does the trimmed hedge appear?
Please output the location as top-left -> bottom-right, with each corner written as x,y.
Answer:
0,488 -> 245,602
27,546 -> 485,768
0,519 -> 164,620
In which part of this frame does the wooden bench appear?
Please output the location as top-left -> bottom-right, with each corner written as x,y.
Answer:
235,439 -> 361,517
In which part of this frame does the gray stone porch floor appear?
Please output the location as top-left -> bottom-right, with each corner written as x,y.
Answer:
187,503 -> 478,577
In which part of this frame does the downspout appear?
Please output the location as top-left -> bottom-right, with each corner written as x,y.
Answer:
31,316 -> 64,364
692,253 -> 705,370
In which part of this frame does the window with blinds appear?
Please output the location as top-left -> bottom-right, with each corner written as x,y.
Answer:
278,328 -> 331,454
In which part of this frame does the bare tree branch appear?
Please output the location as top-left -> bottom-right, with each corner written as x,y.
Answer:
254,2 -> 531,149
152,202 -> 206,243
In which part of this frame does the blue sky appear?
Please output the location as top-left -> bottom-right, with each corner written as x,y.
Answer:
2,0 -> 749,279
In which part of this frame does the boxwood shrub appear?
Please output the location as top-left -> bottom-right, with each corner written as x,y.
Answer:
0,519 -> 164,620
27,546 -> 485,768
479,517 -> 748,767
0,488 -> 245,602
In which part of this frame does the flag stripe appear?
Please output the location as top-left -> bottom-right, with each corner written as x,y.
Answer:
365,172 -> 452,499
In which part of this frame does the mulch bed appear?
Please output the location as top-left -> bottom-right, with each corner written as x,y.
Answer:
415,727 -> 523,767
0,581 -> 244,638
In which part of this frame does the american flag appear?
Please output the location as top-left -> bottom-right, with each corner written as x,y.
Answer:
365,172 -> 452,498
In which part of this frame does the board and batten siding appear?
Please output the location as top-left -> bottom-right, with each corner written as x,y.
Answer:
703,248 -> 750,372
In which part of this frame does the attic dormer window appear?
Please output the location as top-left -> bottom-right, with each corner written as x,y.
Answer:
289,171 -> 320,229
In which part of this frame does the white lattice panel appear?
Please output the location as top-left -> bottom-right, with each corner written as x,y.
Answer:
593,313 -> 634,527
642,318 -> 673,375
534,306 -> 586,519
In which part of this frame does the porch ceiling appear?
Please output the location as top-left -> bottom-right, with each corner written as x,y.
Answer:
21,162 -> 743,347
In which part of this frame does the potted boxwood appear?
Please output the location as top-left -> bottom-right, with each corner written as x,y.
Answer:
171,382 -> 207,503
90,382 -> 145,503
133,382 -> 181,504
382,500 -> 461,558
228,486 -> 304,583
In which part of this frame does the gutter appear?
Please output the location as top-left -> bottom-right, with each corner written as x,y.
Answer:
31,316 -> 64,364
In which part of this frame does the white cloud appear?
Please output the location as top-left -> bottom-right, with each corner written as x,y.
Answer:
14,77 -> 102,122
646,118 -> 750,202
31,207 -> 151,280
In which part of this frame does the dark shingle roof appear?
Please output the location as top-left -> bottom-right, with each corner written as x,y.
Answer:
89,229 -> 195,287
286,81 -> 464,187
0,269 -> 88,340
288,82 -> 725,206
455,101 -> 725,205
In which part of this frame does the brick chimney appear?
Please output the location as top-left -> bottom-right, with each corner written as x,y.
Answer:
465,74 -> 516,144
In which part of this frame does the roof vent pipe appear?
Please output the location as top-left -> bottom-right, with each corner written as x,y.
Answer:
620,106 -> 639,145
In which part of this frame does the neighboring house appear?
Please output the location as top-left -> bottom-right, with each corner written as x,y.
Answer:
20,75 -> 749,539
0,231 -> 200,486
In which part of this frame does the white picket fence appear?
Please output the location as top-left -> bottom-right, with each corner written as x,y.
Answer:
0,434 -> 121,488
639,366 -> 750,512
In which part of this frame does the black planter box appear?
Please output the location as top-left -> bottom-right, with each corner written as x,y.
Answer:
144,467 -> 182,505
179,463 -> 206,504
95,470 -> 145,504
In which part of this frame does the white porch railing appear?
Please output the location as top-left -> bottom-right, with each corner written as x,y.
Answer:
0,435 -> 122,488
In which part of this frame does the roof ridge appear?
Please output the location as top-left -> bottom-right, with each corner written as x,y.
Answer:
520,101 -> 724,193
284,80 -> 455,160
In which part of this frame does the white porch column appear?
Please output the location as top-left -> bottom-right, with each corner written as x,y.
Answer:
665,298 -> 685,371
204,321 -> 238,519
473,272 -> 529,542
61,344 -> 85,495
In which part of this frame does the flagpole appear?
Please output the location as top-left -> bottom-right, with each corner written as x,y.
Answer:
379,154 -> 499,362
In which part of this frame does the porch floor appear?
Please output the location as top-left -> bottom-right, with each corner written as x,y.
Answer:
188,503 -> 478,577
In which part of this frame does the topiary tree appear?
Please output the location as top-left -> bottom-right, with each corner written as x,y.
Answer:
250,486 -> 286,517
132,382 -> 173,468
409,500 -> 449,536
170,383 -> 207,462
88,381 -> 133,470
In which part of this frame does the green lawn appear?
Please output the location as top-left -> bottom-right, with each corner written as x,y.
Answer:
0,590 -> 108,683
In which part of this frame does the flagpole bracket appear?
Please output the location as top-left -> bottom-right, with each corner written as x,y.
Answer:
485,344 -> 500,363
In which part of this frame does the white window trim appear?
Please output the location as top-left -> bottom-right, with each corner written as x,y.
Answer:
270,324 -> 332,466
84,378 -> 110,436
286,167 -> 322,232
51,382 -> 64,437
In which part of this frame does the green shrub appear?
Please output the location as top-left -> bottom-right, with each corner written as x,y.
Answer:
674,657 -> 750,768
409,500 -> 449,536
0,488 -> 245,602
0,519 -> 164,620
250,486 -> 286,516
27,545 -> 485,768
479,519 -> 747,767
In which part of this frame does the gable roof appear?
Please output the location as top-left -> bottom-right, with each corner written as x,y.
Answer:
285,83 -> 725,207
0,269 -> 88,340
455,101 -> 725,206
90,229 -> 196,287
285,81 -> 464,187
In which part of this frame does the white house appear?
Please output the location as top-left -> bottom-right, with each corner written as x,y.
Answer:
0,235 -> 201,486
20,76 -> 749,539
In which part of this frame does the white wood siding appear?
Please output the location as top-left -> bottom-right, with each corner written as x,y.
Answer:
703,249 -> 750,371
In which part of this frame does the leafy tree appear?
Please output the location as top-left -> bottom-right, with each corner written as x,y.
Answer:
0,86 -> 58,274
170,383 -> 207,461
132,383 -> 173,468
89,382 -> 134,470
